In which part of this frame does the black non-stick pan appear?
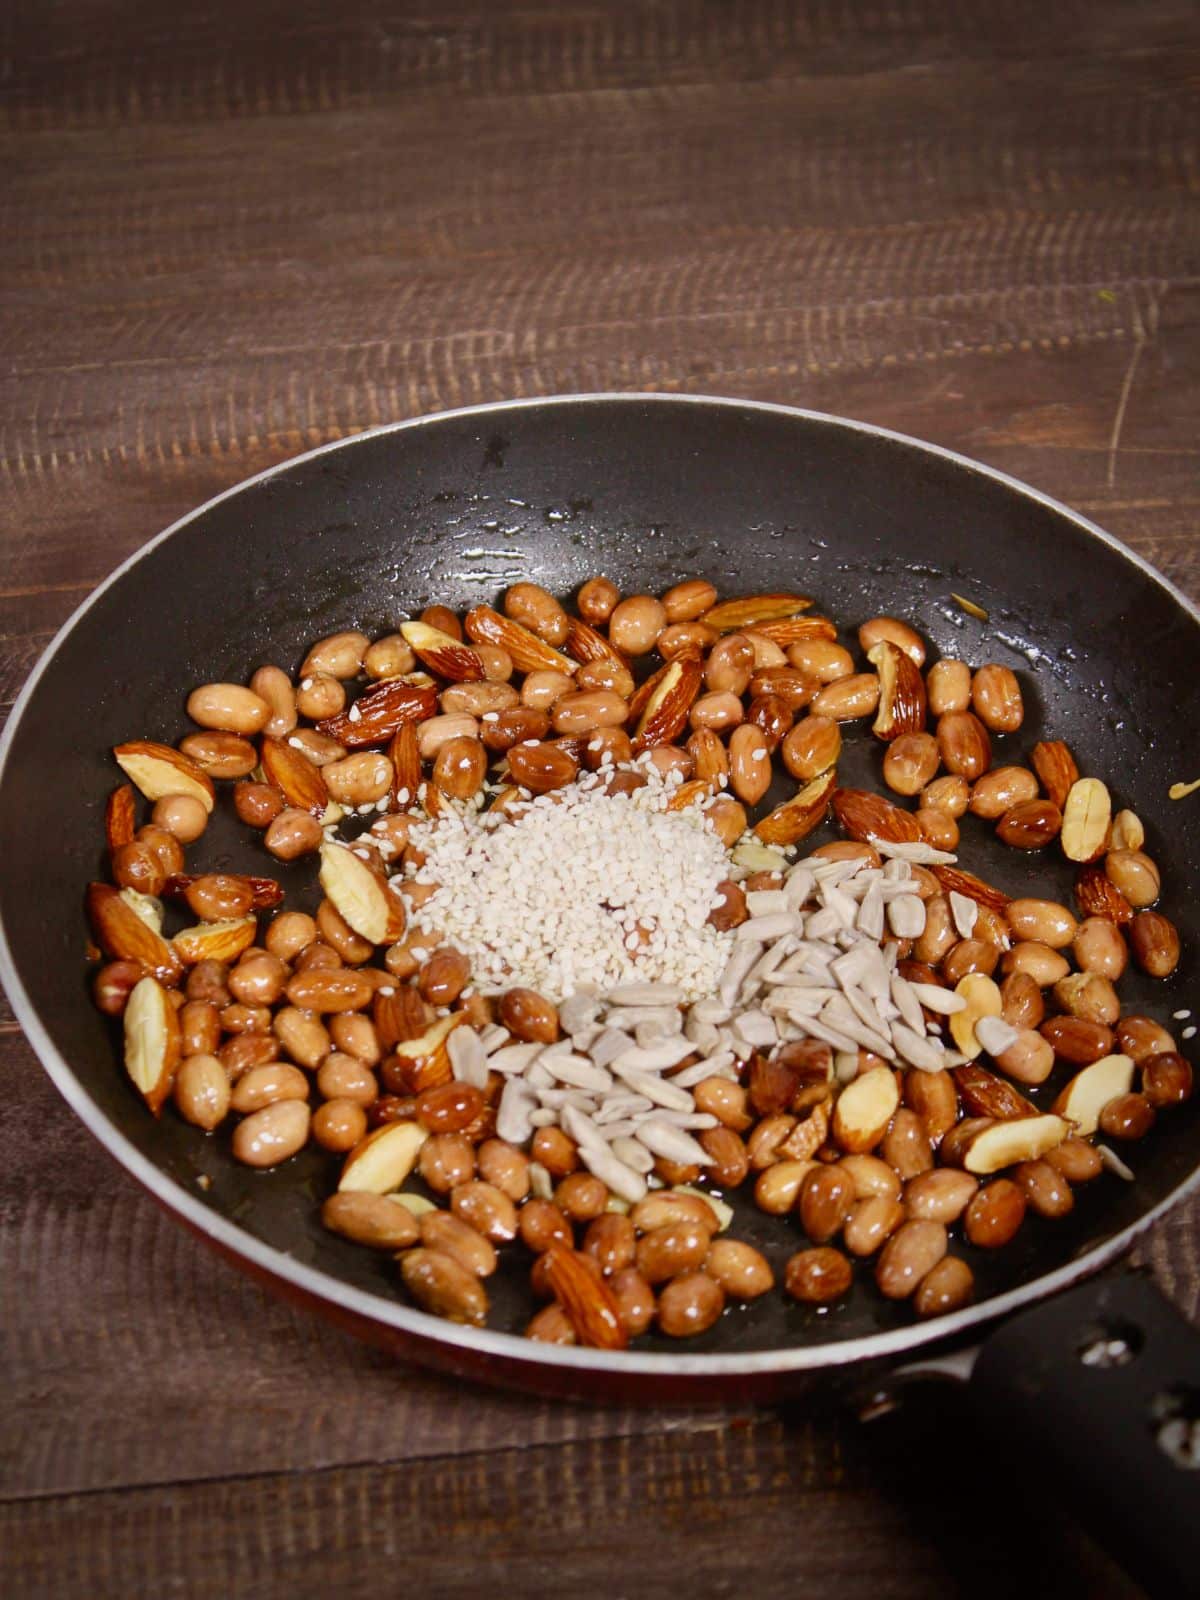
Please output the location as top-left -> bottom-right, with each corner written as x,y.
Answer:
2,396 -> 1198,1591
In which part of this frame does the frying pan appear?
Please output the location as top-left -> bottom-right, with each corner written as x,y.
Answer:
2,395 -> 1199,1591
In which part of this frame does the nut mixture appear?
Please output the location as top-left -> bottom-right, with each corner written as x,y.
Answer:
87,580 -> 1193,1348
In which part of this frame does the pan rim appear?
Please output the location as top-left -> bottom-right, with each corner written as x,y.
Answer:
2,389 -> 1197,1378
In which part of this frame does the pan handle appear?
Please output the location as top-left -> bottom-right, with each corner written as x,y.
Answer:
965,1270 -> 1200,1596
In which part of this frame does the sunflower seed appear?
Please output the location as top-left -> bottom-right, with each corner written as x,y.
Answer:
578,1139 -> 649,1204
604,981 -> 686,1006
635,1117 -> 713,1166
974,1015 -> 1019,1056
949,891 -> 979,940
610,1136 -> 656,1174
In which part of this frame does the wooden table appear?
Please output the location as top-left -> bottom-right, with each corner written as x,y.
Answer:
2,4 -> 1197,1594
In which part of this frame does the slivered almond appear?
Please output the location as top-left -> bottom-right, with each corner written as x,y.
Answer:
399,620 -> 484,682
86,882 -> 183,985
320,840 -> 402,944
123,975 -> 181,1115
565,615 -> 628,667
1075,866 -> 1134,926
1030,740 -> 1079,811
389,721 -> 422,807
317,676 -> 439,749
832,1065 -> 900,1153
1061,777 -> 1111,863
953,1063 -> 1038,1121
962,1114 -> 1069,1173
163,872 -> 283,910
755,768 -> 837,845
868,640 -> 927,741
113,741 -> 215,813
633,654 -> 703,750
465,605 -> 576,675
699,593 -> 813,632
388,1012 -> 466,1092
543,1243 -> 629,1349
338,1120 -> 429,1194
105,783 -> 137,850
832,787 -> 922,844
1052,1053 -> 1136,1136
261,736 -> 330,815
171,916 -> 258,965
948,973 -> 1003,1059
931,865 -> 1011,910
751,615 -> 838,646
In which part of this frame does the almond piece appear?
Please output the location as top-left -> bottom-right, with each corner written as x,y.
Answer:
832,786 -> 922,845
948,973 -> 1003,1059
754,768 -> 837,845
1061,777 -> 1111,863
1030,740 -> 1080,810
260,735 -> 330,816
465,605 -> 576,675
105,783 -> 138,850
565,615 -> 628,667
751,615 -> 838,646
953,1063 -> 1039,1121
868,640 -> 927,741
1074,866 -> 1134,926
319,840 -> 404,945
388,1012 -> 466,1092
633,654 -> 703,750
962,1114 -> 1070,1174
399,620 -> 485,682
699,592 -> 813,632
543,1242 -> 629,1349
317,676 -> 439,749
86,882 -> 183,985
1052,1053 -> 1136,1136
931,865 -> 1011,910
338,1119 -> 429,1193
113,741 -> 215,813
389,721 -> 422,808
832,1065 -> 901,1153
123,975 -> 182,1114
171,916 -> 258,965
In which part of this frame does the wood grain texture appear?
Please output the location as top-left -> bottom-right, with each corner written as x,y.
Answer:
2,3 -> 1198,1596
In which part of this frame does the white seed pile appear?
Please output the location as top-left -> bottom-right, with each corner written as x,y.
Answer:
400,762 -> 735,1002
438,838 -> 976,1207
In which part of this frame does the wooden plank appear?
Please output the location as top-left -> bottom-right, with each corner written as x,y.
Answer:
0,1415 -> 1141,1600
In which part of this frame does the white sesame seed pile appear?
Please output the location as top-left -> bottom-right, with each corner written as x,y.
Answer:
400,762 -> 735,1002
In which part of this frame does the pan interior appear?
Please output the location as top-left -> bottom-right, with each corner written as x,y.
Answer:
2,396 -> 1198,1361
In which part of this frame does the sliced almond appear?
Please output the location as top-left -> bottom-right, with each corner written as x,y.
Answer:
832,1065 -> 901,1153
465,605 -> 575,675
123,975 -> 181,1114
388,1012 -> 466,1092
565,615 -> 628,667
171,916 -> 258,965
338,1120 -> 429,1194
1030,740 -> 1079,811
832,786 -> 922,844
1061,777 -> 1111,862
86,882 -> 183,985
633,654 -> 703,750
931,865 -> 1011,910
868,640 -> 927,741
320,840 -> 393,944
948,973 -> 1003,1059
113,740 -> 215,813
953,1062 -> 1038,1120
1052,1053 -> 1136,1136
962,1114 -> 1069,1173
399,620 -> 485,682
105,783 -> 137,850
317,676 -> 440,749
699,592 -> 813,632
750,615 -> 838,646
754,768 -> 837,845
261,735 -> 330,815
